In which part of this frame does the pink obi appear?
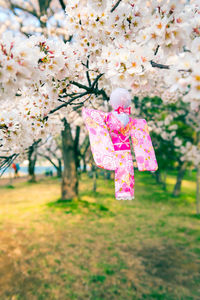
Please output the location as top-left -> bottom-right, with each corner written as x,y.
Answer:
105,113 -> 131,151
110,132 -> 131,151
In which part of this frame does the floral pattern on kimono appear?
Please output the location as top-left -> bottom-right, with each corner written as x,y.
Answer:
82,108 -> 158,200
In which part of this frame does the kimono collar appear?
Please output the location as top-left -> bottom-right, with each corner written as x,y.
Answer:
115,106 -> 131,115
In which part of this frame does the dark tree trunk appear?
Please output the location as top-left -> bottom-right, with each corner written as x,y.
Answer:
196,164 -> 200,215
28,144 -> 37,182
103,170 -> 110,180
173,161 -> 187,197
74,126 -> 81,171
92,164 -> 97,192
155,170 -> 162,184
57,159 -> 62,178
61,118 -> 78,200
162,170 -> 167,191
80,136 -> 90,173
83,157 -> 87,173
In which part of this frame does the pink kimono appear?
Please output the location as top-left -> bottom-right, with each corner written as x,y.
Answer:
82,108 -> 158,200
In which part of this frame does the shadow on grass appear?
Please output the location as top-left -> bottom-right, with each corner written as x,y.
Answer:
189,213 -> 200,220
47,198 -> 115,217
135,172 -> 195,206
170,212 -> 200,220
137,242 -> 200,287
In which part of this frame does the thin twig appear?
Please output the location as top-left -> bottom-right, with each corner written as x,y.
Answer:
45,91 -> 89,119
69,81 -> 91,91
110,0 -> 122,13
86,59 -> 92,87
0,153 -> 19,177
9,1 -> 38,19
154,45 -> 160,56
91,73 -> 104,89
150,60 -> 170,69
151,60 -> 192,72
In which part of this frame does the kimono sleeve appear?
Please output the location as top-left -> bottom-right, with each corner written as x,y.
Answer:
130,118 -> 158,171
82,107 -> 117,171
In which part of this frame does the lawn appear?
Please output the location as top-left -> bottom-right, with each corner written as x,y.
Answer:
0,171 -> 199,300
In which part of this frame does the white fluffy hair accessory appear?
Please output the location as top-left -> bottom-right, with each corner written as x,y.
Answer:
109,88 -> 132,109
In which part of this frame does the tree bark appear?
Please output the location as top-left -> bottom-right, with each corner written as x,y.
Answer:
162,170 -> 167,191
80,136 -> 90,173
74,126 -> 81,171
196,164 -> 200,215
92,164 -> 97,192
83,157 -> 87,173
104,170 -> 110,180
155,170 -> 162,184
61,118 -> 78,200
57,159 -> 62,178
172,161 -> 187,197
28,144 -> 37,182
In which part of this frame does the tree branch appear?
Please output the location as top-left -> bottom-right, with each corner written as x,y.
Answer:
110,0 -> 122,13
38,152 -> 59,170
58,0 -> 66,12
45,91 -> 89,119
91,73 -> 104,89
93,88 -> 109,100
151,60 -> 192,72
150,60 -> 170,69
86,59 -> 92,87
0,153 -> 19,176
154,45 -> 160,56
9,2 -> 39,19
69,81 -> 91,92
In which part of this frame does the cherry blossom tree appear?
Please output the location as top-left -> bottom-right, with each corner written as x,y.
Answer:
0,0 -> 199,202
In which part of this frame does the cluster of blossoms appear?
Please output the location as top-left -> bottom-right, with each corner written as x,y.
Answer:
130,95 -> 200,166
0,94 -> 63,155
180,142 -> 200,166
0,33 -> 85,98
0,0 -> 70,39
0,33 -> 86,156
65,0 -> 200,106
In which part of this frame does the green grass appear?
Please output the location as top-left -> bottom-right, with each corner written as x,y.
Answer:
0,171 -> 199,300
